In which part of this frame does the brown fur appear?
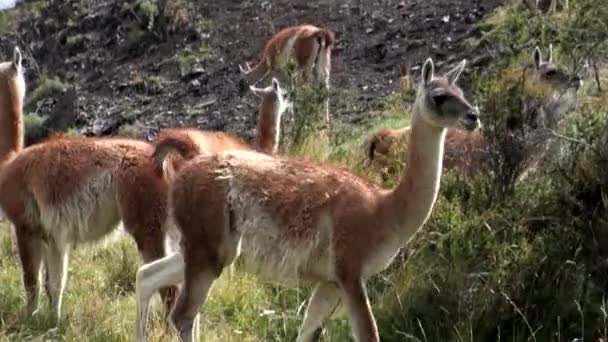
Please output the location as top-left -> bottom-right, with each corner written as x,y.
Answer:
261,25 -> 333,76
152,129 -> 251,179
136,58 -> 480,342
0,48 -> 178,321
0,135 -> 177,320
239,24 -> 334,121
254,90 -> 281,154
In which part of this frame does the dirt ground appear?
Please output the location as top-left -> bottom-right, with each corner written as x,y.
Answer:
0,0 -> 507,142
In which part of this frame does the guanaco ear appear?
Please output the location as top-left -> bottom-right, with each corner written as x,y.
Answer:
548,44 -> 553,63
421,58 -> 434,86
13,46 -> 22,70
239,63 -> 250,74
249,85 -> 264,98
446,59 -> 466,84
533,46 -> 542,69
271,78 -> 280,93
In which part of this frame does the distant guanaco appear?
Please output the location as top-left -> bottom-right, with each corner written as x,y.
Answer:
367,45 -> 583,177
239,24 -> 335,122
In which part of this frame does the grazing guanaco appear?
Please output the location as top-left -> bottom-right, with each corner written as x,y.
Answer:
239,24 -> 334,122
367,45 -> 583,177
135,57 -> 481,342
0,47 -> 178,321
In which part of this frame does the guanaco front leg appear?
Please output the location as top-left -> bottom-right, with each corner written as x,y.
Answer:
296,282 -> 341,342
43,242 -> 70,322
339,279 -> 379,342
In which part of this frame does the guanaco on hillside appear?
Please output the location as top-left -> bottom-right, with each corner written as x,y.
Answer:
239,24 -> 334,122
367,45 -> 583,177
135,57 -> 481,342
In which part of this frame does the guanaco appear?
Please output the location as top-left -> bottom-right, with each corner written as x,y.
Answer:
136,78 -> 288,341
153,78 -> 289,180
239,24 -> 335,122
0,47 -> 179,321
367,45 -> 583,177
135,57 -> 481,342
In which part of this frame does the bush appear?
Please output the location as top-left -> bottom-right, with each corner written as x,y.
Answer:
26,76 -> 67,112
280,62 -> 330,153
474,62 -> 556,201
23,112 -> 47,141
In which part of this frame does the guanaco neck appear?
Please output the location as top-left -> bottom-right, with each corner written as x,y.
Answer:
0,76 -> 24,166
254,100 -> 281,154
382,98 -> 447,242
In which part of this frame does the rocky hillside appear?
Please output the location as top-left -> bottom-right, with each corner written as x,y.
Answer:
0,0 -> 506,143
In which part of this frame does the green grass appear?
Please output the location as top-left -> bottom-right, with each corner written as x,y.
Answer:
0,225 -> 353,341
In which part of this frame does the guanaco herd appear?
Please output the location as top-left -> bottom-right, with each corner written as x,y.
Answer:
0,20 -> 583,342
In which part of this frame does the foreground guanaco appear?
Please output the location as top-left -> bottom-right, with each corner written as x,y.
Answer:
239,24 -> 334,122
135,57 -> 481,342
0,46 -> 182,321
367,45 -> 582,177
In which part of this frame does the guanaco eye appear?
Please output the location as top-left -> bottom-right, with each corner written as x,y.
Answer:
433,94 -> 448,105
545,70 -> 557,76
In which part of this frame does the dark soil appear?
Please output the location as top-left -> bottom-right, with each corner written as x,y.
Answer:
0,0 -> 507,143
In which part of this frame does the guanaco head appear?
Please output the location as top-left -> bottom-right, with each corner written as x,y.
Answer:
533,45 -> 582,93
0,46 -> 25,98
315,28 -> 336,49
250,77 -> 290,116
417,58 -> 481,132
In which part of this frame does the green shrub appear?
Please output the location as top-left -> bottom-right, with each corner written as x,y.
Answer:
117,120 -> 145,138
26,76 -> 67,111
24,112 -> 47,141
280,65 -> 329,152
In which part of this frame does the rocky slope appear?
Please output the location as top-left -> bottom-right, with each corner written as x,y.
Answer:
0,0 -> 507,143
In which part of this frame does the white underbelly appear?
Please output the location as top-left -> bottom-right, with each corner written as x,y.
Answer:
37,172 -> 121,247
228,191 -> 335,285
